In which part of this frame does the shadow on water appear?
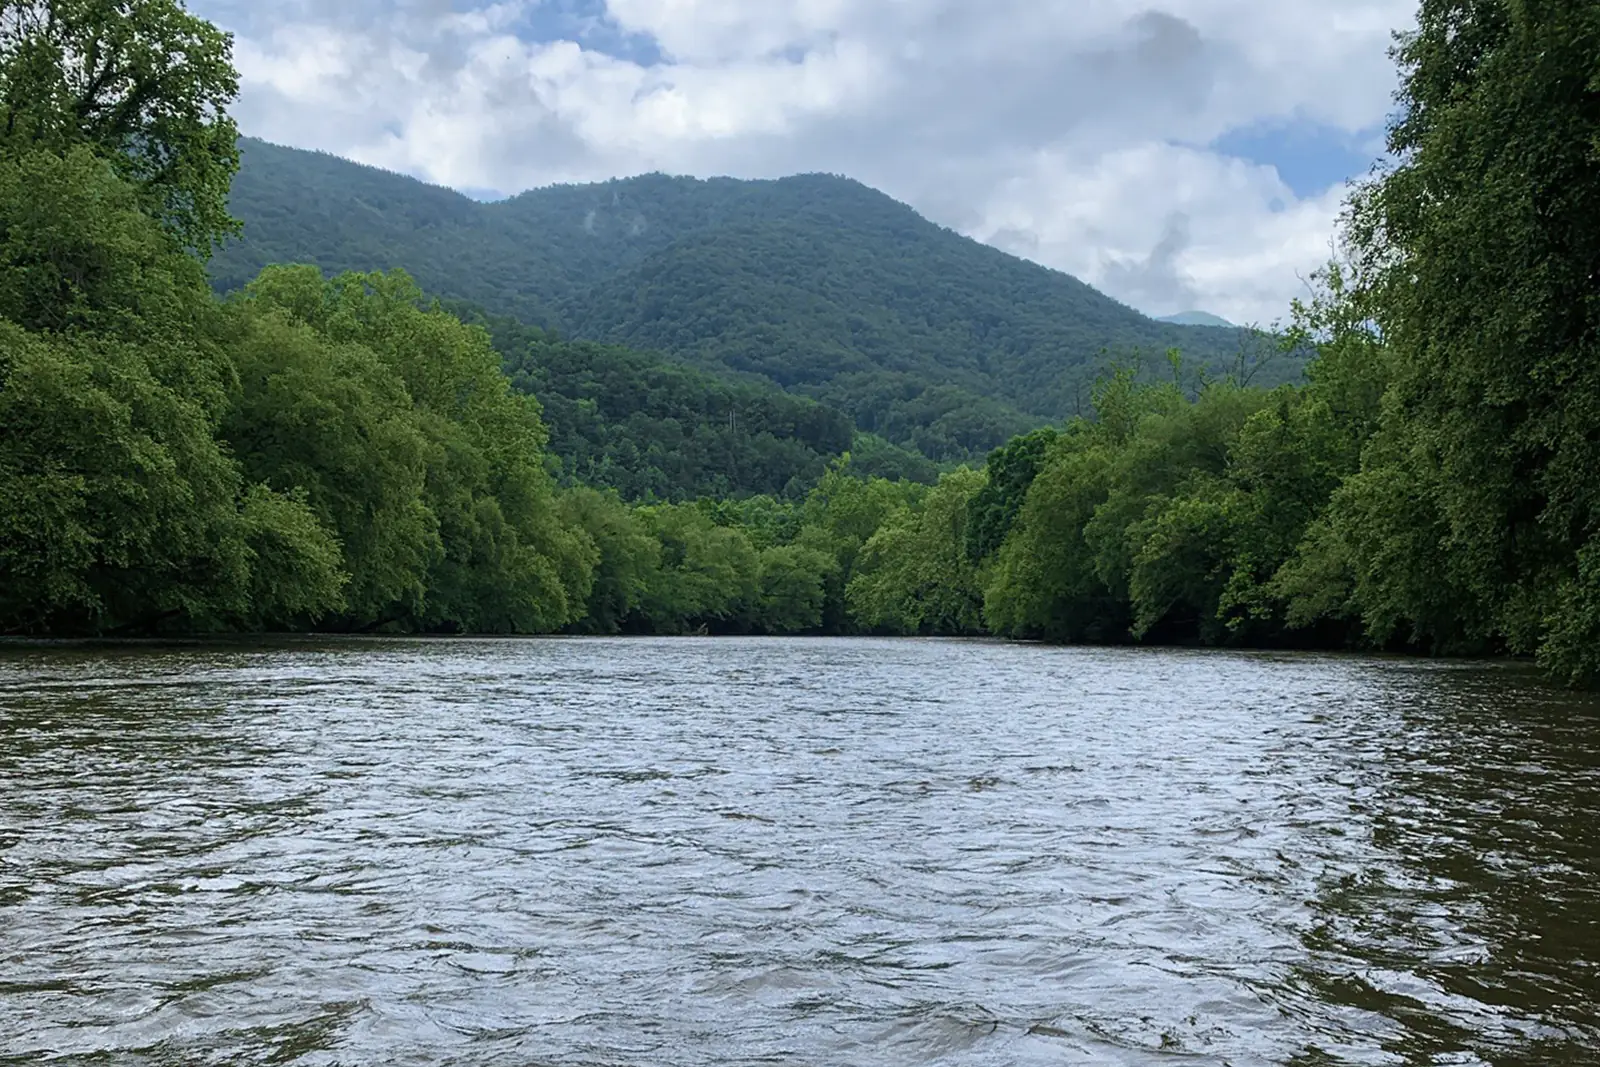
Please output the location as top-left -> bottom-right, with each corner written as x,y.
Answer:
1283,664 -> 1600,1066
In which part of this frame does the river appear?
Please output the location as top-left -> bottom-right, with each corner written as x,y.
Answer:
1,637 -> 1597,1065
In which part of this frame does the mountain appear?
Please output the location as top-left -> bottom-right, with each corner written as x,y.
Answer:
1159,311 -> 1235,328
213,138 -> 1289,460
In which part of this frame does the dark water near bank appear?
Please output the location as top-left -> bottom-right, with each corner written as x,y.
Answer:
2,638 -> 1599,1066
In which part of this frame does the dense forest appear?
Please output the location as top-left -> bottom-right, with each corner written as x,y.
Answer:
456,308 -> 937,500
2,0 -> 1597,687
212,138 -> 1288,461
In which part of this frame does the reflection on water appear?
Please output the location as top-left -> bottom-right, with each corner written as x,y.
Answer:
1,638 -> 1597,1065
1285,670 -> 1600,1066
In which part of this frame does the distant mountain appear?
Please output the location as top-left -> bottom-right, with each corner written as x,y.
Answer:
213,139 -> 1288,460
1159,311 -> 1235,328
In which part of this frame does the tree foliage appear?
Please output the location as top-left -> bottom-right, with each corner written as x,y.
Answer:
849,469 -> 987,635
1,0 -> 241,252
1331,0 -> 1600,680
0,146 -> 339,633
474,309 -> 875,501
228,265 -> 594,633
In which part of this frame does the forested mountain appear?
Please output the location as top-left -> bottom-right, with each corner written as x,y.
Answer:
453,308 -> 937,500
213,139 -> 1281,459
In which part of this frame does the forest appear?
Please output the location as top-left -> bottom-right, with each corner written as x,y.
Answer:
1,0 -> 1596,686
461,308 -> 938,500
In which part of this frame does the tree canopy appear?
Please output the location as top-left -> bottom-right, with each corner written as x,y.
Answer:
1,0 -> 241,252
1331,0 -> 1600,682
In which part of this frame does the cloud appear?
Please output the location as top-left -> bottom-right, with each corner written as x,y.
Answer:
195,0 -> 1415,323
969,142 -> 1349,325
1100,212 -> 1202,317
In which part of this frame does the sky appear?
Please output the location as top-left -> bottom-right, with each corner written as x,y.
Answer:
190,0 -> 1414,327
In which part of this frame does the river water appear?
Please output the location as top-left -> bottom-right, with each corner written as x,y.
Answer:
1,637 -> 1598,1066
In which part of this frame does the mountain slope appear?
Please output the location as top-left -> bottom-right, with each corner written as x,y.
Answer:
212,140 -> 566,325
214,138 -> 1285,459
453,306 -> 936,500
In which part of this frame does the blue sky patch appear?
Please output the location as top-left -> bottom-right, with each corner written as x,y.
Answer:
1211,120 -> 1384,198
512,0 -> 664,66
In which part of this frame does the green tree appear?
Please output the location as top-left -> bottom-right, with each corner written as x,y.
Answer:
235,484 -> 348,626
235,266 -> 594,632
1213,390 -> 1356,641
1105,386 -> 1273,643
0,144 -> 222,344
850,468 -> 987,634
796,457 -> 927,630
221,305 -> 440,623
635,504 -> 759,632
965,426 -> 1059,562
983,431 -> 1123,642
700,494 -> 802,549
0,146 -> 341,634
753,544 -> 837,633
0,0 -> 242,252
1336,0 -> 1600,674
1217,263 -> 1390,644
558,487 -> 658,634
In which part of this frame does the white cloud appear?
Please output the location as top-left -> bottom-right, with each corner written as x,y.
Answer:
602,0 -> 864,62
200,0 -> 1416,322
972,144 -> 1350,325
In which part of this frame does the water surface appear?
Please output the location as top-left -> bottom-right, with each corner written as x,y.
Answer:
2,637 -> 1598,1065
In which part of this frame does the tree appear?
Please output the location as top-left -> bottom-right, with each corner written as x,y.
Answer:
221,304 -> 440,624
0,319 -> 345,633
558,488 -> 658,634
233,266 -> 596,632
0,145 -> 342,634
850,468 -> 987,635
753,544 -> 836,633
0,143 -> 221,340
965,427 -> 1058,562
635,504 -> 759,632
797,457 -> 927,630
983,436 -> 1122,643
0,0 -> 242,253
1340,0 -> 1600,674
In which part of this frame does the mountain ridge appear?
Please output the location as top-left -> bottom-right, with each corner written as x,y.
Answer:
213,138 -> 1285,460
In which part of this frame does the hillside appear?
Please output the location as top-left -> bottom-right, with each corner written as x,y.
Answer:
453,307 -> 937,500
214,138 -> 1285,460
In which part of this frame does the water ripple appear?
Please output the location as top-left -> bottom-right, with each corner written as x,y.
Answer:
2,637 -> 1598,1065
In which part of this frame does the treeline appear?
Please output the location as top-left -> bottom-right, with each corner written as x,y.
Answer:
0,149 -> 577,632
0,8 -> 929,639
808,0 -> 1600,687
0,131 -> 1310,643
0,0 -> 919,637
